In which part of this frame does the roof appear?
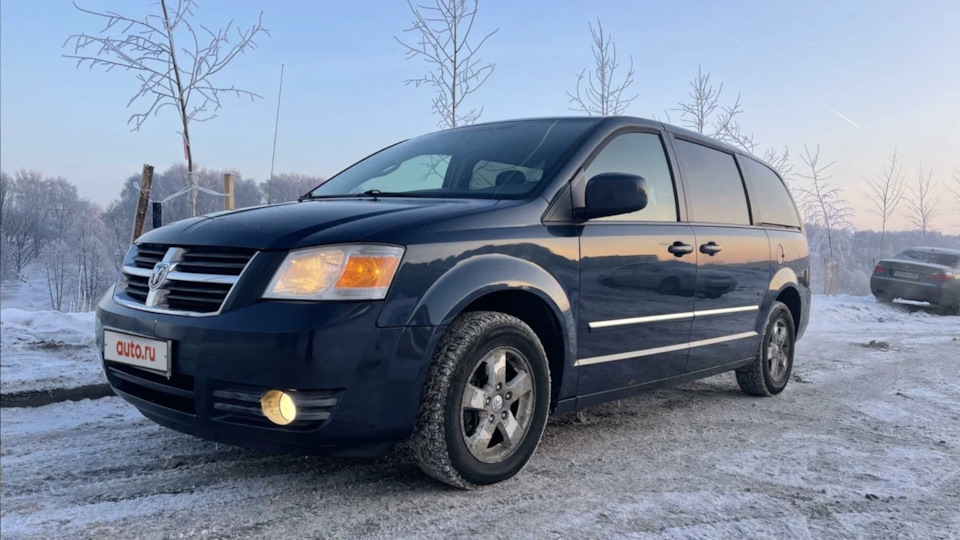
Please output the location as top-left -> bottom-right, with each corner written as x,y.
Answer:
904,247 -> 960,255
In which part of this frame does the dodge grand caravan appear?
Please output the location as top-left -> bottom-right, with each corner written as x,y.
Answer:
96,117 -> 811,488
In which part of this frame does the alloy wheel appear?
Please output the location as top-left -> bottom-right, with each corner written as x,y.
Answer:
459,346 -> 536,464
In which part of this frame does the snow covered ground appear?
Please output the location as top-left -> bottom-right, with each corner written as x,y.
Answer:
0,308 -> 104,394
0,276 -> 105,394
1,295 -> 959,539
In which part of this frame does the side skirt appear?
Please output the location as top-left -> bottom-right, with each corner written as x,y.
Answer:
569,357 -> 754,411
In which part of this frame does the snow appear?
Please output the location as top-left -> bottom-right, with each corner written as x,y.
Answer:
1,295 -> 959,538
0,307 -> 104,394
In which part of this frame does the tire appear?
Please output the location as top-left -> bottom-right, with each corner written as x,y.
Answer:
736,301 -> 796,397
408,311 -> 551,489
875,294 -> 894,304
940,302 -> 960,316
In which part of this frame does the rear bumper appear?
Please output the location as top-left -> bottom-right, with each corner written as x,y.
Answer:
96,294 -> 443,456
870,276 -> 958,305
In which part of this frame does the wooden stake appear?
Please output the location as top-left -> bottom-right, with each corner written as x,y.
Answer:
224,173 -> 235,210
131,164 -> 154,243
823,256 -> 829,295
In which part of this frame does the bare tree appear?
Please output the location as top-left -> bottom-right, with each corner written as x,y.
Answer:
903,163 -> 941,241
567,19 -> 637,116
64,0 -> 269,217
0,171 -> 52,279
795,145 -> 853,295
863,148 -> 907,256
396,0 -> 498,129
949,167 -> 960,202
762,146 -> 793,180
675,66 -> 755,153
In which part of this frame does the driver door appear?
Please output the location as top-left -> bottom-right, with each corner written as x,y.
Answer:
577,131 -> 697,397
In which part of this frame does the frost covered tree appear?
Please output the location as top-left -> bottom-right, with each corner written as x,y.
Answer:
71,205 -> 114,312
0,171 -> 52,278
675,67 -> 755,153
262,173 -> 324,204
948,167 -> 960,210
762,147 -> 793,181
396,0 -> 499,128
903,163 -> 941,241
64,0 -> 269,217
42,240 -> 71,311
863,149 -> 907,256
795,145 -> 853,295
568,19 -> 637,116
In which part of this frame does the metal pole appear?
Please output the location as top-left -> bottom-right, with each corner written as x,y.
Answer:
152,201 -> 163,229
268,63 -> 284,204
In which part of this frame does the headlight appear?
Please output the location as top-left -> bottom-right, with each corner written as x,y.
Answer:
263,244 -> 404,301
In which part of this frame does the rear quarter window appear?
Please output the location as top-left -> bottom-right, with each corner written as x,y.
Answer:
741,157 -> 801,228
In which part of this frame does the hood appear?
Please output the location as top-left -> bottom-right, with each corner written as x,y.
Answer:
136,198 -> 498,250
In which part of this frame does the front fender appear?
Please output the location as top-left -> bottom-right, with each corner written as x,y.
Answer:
392,253 -> 576,381
410,254 -> 573,325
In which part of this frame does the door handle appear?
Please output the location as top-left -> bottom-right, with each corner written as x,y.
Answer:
668,241 -> 694,257
699,241 -> 722,256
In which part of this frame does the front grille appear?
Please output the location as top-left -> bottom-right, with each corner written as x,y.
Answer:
116,244 -> 256,315
107,364 -> 196,414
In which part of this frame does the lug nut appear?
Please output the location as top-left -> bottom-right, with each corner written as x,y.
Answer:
485,397 -> 490,404
496,383 -> 501,390
506,392 -> 512,400
489,415 -> 495,422
501,411 -> 508,419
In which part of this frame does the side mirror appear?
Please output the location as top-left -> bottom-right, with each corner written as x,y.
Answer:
577,173 -> 648,220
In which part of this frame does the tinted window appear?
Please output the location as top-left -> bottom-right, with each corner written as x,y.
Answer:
584,132 -> 677,222
310,119 -> 598,199
742,157 -> 800,228
673,139 -> 750,225
469,160 -> 543,190
897,250 -> 960,267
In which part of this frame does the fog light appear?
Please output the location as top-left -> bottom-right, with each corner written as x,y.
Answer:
261,390 -> 297,425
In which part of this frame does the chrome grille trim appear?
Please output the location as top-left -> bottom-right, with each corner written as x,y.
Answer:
115,246 -> 257,317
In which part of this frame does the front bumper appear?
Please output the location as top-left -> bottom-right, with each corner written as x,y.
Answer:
96,295 -> 443,456
870,276 -> 958,306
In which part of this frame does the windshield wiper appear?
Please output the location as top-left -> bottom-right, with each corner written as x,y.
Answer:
299,189 -> 432,201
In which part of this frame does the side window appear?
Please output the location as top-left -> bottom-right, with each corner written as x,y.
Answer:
742,157 -> 801,228
672,139 -> 750,225
350,154 -> 450,193
584,132 -> 678,222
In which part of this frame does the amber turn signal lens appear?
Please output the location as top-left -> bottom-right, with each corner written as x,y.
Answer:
334,256 -> 401,289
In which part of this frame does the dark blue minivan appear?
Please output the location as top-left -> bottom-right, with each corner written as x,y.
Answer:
96,117 -> 811,488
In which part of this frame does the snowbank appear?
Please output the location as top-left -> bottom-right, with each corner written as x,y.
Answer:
0,308 -> 103,394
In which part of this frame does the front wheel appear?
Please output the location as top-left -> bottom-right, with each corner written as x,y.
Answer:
736,301 -> 796,396
408,311 -> 551,489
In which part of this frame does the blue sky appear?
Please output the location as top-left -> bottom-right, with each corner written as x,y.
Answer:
2,0 -> 958,230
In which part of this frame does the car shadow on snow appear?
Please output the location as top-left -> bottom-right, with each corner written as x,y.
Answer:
125,377 -> 752,493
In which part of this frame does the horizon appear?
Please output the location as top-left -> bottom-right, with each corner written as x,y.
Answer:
2,0 -> 959,232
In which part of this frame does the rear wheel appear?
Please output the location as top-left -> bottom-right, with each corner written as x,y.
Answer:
941,301 -> 960,316
736,301 -> 796,396
408,311 -> 551,489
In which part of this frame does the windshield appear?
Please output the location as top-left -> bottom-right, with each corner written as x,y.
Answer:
308,119 -> 599,200
898,250 -> 960,267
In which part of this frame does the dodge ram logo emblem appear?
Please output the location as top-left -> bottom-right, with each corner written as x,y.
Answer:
149,263 -> 170,290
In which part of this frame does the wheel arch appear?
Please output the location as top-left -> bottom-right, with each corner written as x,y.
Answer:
406,254 -> 577,407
